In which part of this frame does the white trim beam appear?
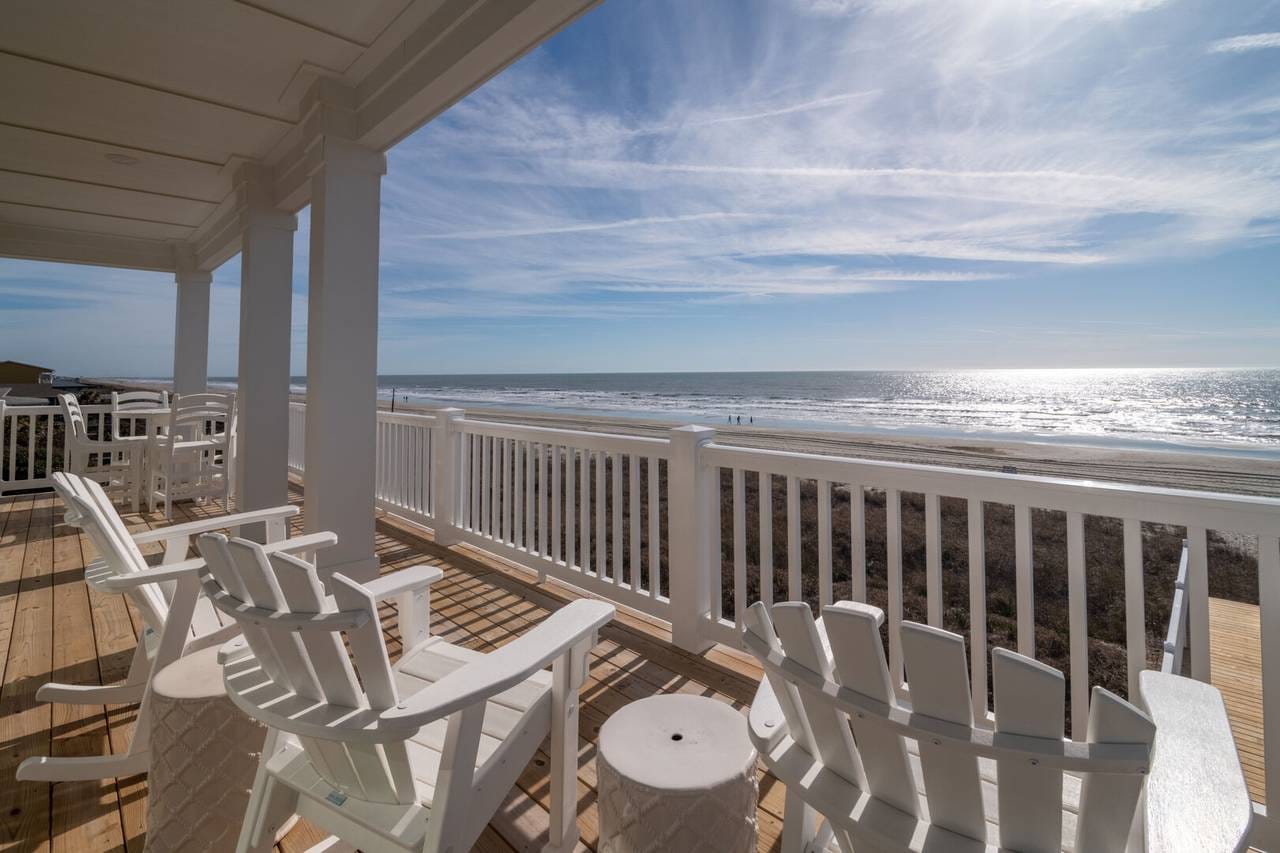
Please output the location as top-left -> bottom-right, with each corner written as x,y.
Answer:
0,221 -> 177,271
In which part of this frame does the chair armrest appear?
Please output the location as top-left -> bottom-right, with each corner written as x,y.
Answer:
361,565 -> 444,602
1139,670 -> 1253,853
382,599 -> 614,729
747,674 -> 789,754
132,505 -> 300,544
98,531 -> 339,592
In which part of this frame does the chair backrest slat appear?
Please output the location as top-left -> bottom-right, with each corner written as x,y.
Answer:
770,603 -> 865,789
992,648 -> 1066,852
822,602 -> 917,816
897,623 -> 987,842
198,534 -> 414,805
59,394 -> 88,443
744,603 -> 816,755
112,390 -> 169,412
1074,687 -> 1156,851
54,473 -> 170,627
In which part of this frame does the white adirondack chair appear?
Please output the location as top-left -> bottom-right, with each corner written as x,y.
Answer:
743,600 -> 1253,853
60,393 -> 142,510
148,391 -> 235,517
195,532 -> 615,853
15,471 -> 333,783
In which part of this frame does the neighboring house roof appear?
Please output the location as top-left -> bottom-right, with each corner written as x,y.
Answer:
0,360 -> 54,371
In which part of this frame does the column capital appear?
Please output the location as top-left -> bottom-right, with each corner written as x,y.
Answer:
305,134 -> 387,179
172,244 -> 213,286
232,163 -> 298,233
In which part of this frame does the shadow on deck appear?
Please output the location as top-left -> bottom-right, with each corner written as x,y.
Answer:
0,487 -> 783,852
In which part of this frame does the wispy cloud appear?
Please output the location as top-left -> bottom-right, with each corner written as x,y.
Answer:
1209,32 -> 1280,53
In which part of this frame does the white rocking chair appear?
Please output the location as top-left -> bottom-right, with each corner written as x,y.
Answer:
743,600 -> 1253,853
15,471 -> 332,783
195,532 -> 614,853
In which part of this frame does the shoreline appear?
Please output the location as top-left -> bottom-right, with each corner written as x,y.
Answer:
87,378 -> 1280,497
418,403 -> 1280,497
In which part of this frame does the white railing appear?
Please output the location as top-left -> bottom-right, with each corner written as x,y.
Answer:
0,400 -> 113,495
287,401 -> 306,475
448,417 -> 674,624
374,409 -> 437,527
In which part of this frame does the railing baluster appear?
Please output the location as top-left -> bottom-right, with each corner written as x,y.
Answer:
733,467 -> 746,627
851,483 -> 866,601
538,444 -> 548,558
470,434 -> 480,531
596,451 -> 607,579
1067,510 -> 1088,738
566,448 -> 576,570
968,498 -> 987,722
629,454 -> 641,589
580,449 -> 590,574
514,440 -> 524,549
551,445 -> 562,563
1188,525 -> 1210,681
759,472 -> 773,607
787,475 -> 801,601
1123,517 -> 1145,698
818,479 -> 832,607
42,413 -> 53,480
925,492 -> 942,627
648,456 -> 659,597
887,487 -> 904,688
481,435 -> 491,537
1015,503 -> 1034,657
526,440 -> 536,553
612,452 -> 623,585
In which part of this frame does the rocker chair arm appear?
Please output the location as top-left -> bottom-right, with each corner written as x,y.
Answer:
382,599 -> 615,731
97,531 -> 339,593
361,564 -> 444,602
131,504 -> 301,546
1139,670 -> 1253,853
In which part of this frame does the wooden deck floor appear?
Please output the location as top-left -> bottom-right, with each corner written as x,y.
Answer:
1209,596 -> 1266,806
0,488 -> 783,852
0,487 -> 1266,852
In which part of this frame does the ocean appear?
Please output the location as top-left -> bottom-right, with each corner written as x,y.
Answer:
212,367 -> 1280,457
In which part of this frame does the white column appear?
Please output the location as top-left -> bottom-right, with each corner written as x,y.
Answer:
304,137 -> 386,582
235,169 -> 298,527
172,269 -> 211,396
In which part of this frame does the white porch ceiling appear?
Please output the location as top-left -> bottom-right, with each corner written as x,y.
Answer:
0,0 -> 599,273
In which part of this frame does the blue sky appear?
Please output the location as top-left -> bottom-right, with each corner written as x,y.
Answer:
2,0 -> 1279,376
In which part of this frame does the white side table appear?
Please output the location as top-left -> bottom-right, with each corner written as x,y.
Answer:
145,645 -> 294,852
597,694 -> 759,853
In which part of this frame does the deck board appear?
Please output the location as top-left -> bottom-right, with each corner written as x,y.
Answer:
1209,596 -> 1266,806
3,487 -> 1264,852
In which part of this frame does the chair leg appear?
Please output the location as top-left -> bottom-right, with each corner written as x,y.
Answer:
237,763 -> 298,853
782,794 -> 819,853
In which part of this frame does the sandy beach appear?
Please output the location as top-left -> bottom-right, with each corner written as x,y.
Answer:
383,400 -> 1280,498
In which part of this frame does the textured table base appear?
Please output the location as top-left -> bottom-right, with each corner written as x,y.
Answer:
145,646 -> 269,853
598,755 -> 759,853
596,696 -> 758,853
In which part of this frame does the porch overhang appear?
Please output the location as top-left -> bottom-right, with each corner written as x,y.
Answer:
0,0 -> 600,273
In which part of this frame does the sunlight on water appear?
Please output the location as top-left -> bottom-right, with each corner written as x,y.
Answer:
240,367 -> 1280,454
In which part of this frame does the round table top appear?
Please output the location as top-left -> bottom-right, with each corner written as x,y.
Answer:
152,645 -> 227,701
598,694 -> 756,793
